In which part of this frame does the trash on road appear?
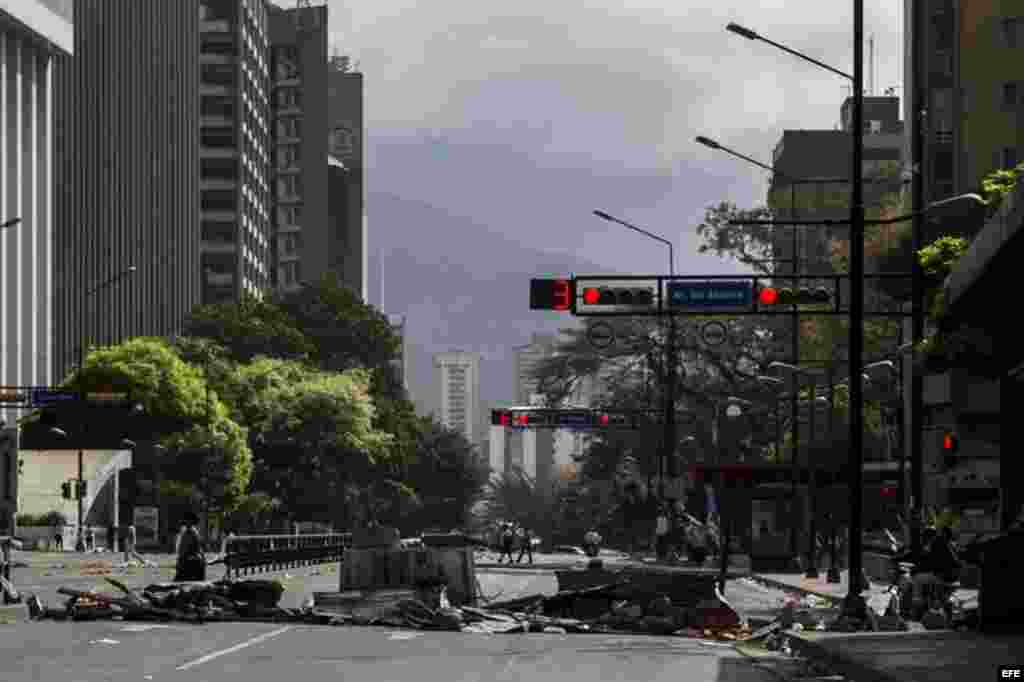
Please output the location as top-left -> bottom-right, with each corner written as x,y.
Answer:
26,577 -> 330,625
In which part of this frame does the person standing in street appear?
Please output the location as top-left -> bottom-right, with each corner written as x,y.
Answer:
498,523 -> 516,564
516,526 -> 534,564
174,512 -> 206,582
655,505 -> 670,561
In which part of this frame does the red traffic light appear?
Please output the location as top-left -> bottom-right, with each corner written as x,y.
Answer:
517,414 -> 529,425
599,414 -> 610,425
529,278 -> 572,311
583,287 -> 601,305
758,287 -> 778,305
500,413 -> 510,426
943,433 -> 958,451
881,486 -> 897,497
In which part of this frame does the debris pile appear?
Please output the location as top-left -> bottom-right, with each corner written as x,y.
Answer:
312,578 -> 751,640
26,578 -> 327,624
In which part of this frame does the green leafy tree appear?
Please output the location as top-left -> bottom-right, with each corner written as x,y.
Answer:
182,295 -> 314,365
249,368 -> 394,526
393,417 -> 489,534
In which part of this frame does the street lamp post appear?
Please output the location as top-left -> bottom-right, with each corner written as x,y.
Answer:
728,2 -> 869,618
593,210 -> 676,509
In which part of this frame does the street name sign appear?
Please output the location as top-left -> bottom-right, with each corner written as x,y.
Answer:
667,281 -> 752,311
31,388 -> 80,407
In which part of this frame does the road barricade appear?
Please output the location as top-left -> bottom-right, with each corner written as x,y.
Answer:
220,532 -> 351,580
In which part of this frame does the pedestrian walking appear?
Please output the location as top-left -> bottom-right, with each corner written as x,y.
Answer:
655,506 -> 670,561
174,512 -> 206,582
85,527 -> 95,553
516,526 -> 534,564
498,523 -> 516,564
583,528 -> 602,558
53,531 -> 62,552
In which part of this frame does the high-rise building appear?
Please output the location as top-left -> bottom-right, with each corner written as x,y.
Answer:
769,96 -> 905,278
433,351 -> 480,446
52,0 -> 202,381
0,0 -> 72,427
904,1 -> 1021,209
513,333 -> 556,405
327,60 -> 365,301
901,0 -> 1017,538
199,0 -> 273,305
267,2 -> 328,294
387,313 -> 410,400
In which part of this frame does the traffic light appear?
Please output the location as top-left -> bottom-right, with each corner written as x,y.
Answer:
529,278 -> 572,311
491,410 -> 511,426
943,431 -> 959,468
574,280 -> 660,315
880,486 -> 897,498
61,481 -> 72,500
756,285 -> 832,307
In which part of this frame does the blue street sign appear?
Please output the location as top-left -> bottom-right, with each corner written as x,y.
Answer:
667,281 -> 752,308
555,411 -> 594,428
31,388 -> 80,407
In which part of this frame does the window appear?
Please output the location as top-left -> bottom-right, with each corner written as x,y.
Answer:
201,34 -> 236,56
868,120 -> 882,134
1002,81 -> 1023,109
277,175 -> 302,199
202,63 -> 236,86
1003,147 -> 1018,170
201,158 -> 237,180
276,117 -> 301,139
201,96 -> 234,118
277,205 -> 302,226
281,261 -> 301,285
276,87 -> 301,109
933,50 -> 952,77
1002,17 -> 1024,48
201,190 -> 236,212
276,145 -> 300,169
280,232 -> 302,255
201,126 -> 235,148
202,221 -> 235,243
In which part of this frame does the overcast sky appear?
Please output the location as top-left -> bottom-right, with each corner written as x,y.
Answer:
294,0 -> 903,276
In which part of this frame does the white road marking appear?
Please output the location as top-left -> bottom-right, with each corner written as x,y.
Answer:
175,626 -> 293,671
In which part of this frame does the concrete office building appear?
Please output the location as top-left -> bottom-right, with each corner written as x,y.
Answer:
0,0 -> 72,428
199,0 -> 272,305
434,351 -> 480,447
769,96 -> 905,278
899,1 -> 1020,537
327,60 -> 365,301
267,2 -> 328,294
52,0 -> 202,382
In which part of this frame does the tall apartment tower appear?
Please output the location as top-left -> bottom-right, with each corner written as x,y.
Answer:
267,2 -> 328,294
52,0 -> 203,381
433,351 -> 480,446
198,0 -> 272,305
0,1 -> 73,427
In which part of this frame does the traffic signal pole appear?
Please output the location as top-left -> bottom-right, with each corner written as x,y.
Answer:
909,0 -> 925,557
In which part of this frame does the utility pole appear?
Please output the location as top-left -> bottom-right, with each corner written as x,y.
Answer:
843,0 -> 867,617
909,0 -> 925,558
788,182 -> 802,569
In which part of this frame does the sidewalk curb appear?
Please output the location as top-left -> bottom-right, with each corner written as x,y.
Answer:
785,633 -> 912,682
748,574 -> 849,604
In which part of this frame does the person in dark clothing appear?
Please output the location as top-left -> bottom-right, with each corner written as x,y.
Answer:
516,526 -> 534,564
498,523 -> 516,564
174,512 -> 206,582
